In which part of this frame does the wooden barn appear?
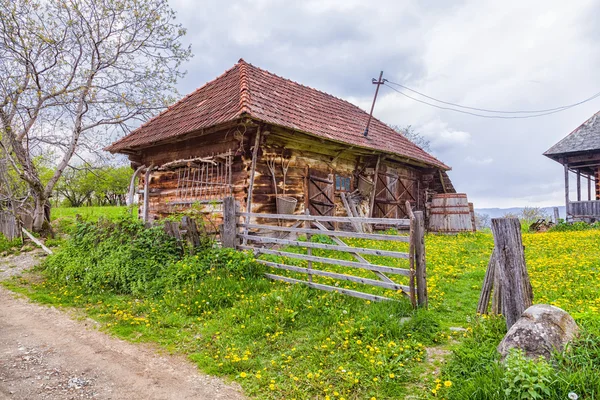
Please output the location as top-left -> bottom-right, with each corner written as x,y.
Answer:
106,59 -> 456,227
545,110 -> 600,220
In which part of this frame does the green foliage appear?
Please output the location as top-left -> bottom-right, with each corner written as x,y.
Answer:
549,220 -> 600,232
43,217 -> 181,295
0,233 -> 22,253
503,350 -> 552,400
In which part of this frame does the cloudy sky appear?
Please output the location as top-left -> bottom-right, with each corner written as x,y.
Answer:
167,0 -> 600,208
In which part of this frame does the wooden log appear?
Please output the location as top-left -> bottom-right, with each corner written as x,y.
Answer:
238,223 -> 410,242
222,196 -> 237,248
476,250 -> 497,314
264,273 -> 394,302
239,246 -> 411,276
236,212 -> 411,226
238,234 -> 409,258
553,207 -> 560,224
258,260 -> 410,292
491,218 -> 533,329
413,211 -> 427,308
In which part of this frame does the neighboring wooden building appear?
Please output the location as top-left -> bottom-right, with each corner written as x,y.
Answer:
107,59 -> 455,225
544,110 -> 600,220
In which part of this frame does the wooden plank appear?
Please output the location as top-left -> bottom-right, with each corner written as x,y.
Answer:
491,218 -> 533,329
243,128 -> 262,245
405,200 -> 416,308
240,246 -> 411,276
476,250 -> 497,314
236,212 -> 410,226
340,192 -> 363,232
312,220 -> 395,285
258,260 -> 410,292
21,227 -> 53,255
142,165 -> 154,223
238,223 -> 410,242
413,211 -> 427,308
305,208 -> 313,282
238,234 -> 410,258
264,273 -> 394,302
564,163 -> 570,217
553,207 -> 560,223
577,170 -> 581,201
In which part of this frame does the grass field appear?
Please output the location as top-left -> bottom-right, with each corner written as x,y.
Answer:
52,205 -> 135,221
5,220 -> 600,399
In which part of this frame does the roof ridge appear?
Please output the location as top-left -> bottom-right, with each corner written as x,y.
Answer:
238,58 -> 251,115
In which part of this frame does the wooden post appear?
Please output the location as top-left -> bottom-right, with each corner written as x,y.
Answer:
142,164 -> 154,224
413,211 -> 427,308
577,170 -> 581,201
406,201 -> 416,308
588,174 -> 592,201
243,127 -> 261,245
305,208 -> 313,282
222,196 -> 237,248
564,163 -> 570,218
368,155 -> 381,218
553,207 -> 560,224
491,218 -> 533,329
477,250 -> 496,314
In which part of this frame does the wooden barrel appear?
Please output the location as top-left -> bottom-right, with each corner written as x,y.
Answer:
428,193 -> 474,233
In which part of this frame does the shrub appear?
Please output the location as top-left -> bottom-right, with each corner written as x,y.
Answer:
0,233 -> 22,254
549,221 -> 600,232
43,217 -> 181,295
503,349 -> 553,400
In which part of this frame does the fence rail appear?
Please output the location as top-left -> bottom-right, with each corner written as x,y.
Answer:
221,197 -> 427,308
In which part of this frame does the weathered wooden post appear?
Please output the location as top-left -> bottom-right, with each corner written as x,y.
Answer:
553,207 -> 560,224
413,211 -> 428,308
222,196 -> 238,248
476,250 -> 497,314
491,218 -> 533,329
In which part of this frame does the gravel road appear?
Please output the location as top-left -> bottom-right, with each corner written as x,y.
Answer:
0,251 -> 245,400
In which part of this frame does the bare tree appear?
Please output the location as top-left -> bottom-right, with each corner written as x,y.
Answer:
0,0 -> 191,232
391,125 -> 431,152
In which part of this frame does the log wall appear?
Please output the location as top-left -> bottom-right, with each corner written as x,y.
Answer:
133,123 -> 445,226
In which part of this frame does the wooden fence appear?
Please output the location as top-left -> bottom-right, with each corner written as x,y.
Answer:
0,211 -> 20,241
221,197 -> 427,307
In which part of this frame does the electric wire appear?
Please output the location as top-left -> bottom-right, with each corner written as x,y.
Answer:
382,83 -> 600,119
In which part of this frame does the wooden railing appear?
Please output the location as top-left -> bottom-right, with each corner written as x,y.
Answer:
220,197 -> 427,307
568,200 -> 600,218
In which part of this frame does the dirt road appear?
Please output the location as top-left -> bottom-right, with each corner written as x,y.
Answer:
0,252 -> 245,400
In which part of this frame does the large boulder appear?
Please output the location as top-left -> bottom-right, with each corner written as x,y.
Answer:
498,304 -> 579,360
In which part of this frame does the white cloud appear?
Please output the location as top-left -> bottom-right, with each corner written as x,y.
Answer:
465,156 -> 493,165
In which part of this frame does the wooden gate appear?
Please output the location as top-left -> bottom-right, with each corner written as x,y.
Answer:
224,198 -> 428,307
307,172 -> 334,217
373,169 -> 418,219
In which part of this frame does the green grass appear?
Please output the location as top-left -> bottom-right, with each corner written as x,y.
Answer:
5,220 -> 600,399
51,205 -> 136,233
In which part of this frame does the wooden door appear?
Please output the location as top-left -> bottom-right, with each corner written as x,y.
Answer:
374,169 -> 418,219
307,172 -> 335,225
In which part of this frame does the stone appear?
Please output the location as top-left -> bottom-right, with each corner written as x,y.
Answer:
498,304 -> 579,360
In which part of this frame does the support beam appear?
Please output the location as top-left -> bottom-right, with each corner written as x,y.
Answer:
368,155 -> 381,218
577,170 -> 581,201
243,127 -> 262,245
589,174 -> 592,201
564,163 -> 570,217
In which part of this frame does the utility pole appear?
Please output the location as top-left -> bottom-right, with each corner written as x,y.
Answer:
363,71 -> 386,137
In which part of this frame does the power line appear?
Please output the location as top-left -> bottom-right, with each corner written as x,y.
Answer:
382,83 -> 600,119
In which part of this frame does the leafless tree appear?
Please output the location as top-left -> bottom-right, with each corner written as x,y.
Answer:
391,124 -> 431,152
0,0 -> 191,232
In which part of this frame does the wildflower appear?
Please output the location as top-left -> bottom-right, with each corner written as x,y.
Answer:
389,373 -> 395,379
568,393 -> 579,400
239,372 -> 247,378
444,380 -> 452,387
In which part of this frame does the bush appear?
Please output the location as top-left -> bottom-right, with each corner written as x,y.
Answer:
43,217 -> 182,295
549,220 -> 600,232
0,233 -> 22,254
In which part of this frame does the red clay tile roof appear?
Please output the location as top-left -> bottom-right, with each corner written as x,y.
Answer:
107,60 -> 449,170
